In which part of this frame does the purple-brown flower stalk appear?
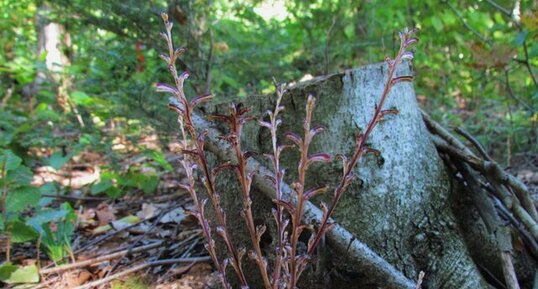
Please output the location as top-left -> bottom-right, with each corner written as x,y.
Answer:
284,95 -> 332,289
258,85 -> 290,289
156,11 -> 418,288
305,28 -> 418,257
210,104 -> 272,289
156,13 -> 249,289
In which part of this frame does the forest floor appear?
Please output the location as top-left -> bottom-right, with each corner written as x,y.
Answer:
3,131 -> 537,289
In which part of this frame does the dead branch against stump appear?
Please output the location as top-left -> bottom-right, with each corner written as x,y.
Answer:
192,112 -> 417,289
421,109 -> 537,289
182,106 -> 535,289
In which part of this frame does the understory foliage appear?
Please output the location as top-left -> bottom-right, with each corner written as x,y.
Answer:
156,12 -> 418,289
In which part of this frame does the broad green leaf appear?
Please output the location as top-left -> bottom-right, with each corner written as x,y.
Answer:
146,150 -> 173,172
0,263 -> 17,281
0,131 -> 15,147
48,145 -> 85,170
7,221 -> 39,243
1,264 -> 39,284
344,23 -> 355,39
39,182 -> 58,194
38,182 -> 59,207
105,186 -> 122,198
430,17 -> 443,32
71,90 -> 91,105
91,179 -> 113,195
122,172 -> 159,194
141,175 -> 159,194
6,186 -> 40,213
4,165 -> 33,186
48,152 -> 71,170
27,207 -> 71,234
0,150 -> 22,171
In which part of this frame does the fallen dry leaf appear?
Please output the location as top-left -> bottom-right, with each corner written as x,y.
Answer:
96,203 -> 116,226
138,203 -> 158,219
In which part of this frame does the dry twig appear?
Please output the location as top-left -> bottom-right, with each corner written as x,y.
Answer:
72,256 -> 210,289
41,241 -> 164,275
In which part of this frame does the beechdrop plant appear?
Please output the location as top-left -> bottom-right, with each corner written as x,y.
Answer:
156,13 -> 417,289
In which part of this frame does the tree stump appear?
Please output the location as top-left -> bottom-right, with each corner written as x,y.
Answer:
204,62 -> 489,288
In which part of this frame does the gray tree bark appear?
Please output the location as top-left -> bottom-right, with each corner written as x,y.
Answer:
203,62 -> 490,288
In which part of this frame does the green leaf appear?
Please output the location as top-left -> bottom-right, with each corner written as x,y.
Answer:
39,182 -> 58,195
0,131 -> 15,147
48,152 -> 70,170
104,186 -> 122,199
4,165 -> 33,186
344,24 -> 355,39
0,149 -> 22,171
27,207 -> 71,234
91,179 -> 113,195
0,263 -> 17,281
146,150 -> 173,172
122,173 -> 159,194
6,186 -> 40,213
48,145 -> 84,170
141,175 -> 158,194
0,264 -> 39,284
39,203 -> 76,262
38,182 -> 59,207
7,221 -> 39,243
431,17 -> 443,32
71,90 -> 91,105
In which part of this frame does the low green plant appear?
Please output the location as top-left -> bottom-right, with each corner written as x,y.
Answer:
0,149 -> 40,262
0,149 -> 41,284
0,149 -> 77,284
31,202 -> 77,263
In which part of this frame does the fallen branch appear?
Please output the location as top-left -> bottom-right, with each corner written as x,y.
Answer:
41,241 -> 164,275
452,160 -> 520,289
421,109 -> 538,288
421,110 -> 538,240
193,112 -> 416,289
72,256 -> 210,289
455,127 -> 538,222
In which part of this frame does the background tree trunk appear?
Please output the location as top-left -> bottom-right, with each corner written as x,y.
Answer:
206,62 -> 491,288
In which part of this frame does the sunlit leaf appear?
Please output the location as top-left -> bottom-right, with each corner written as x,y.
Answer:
0,149 -> 21,171
0,264 -> 39,284
7,221 -> 39,243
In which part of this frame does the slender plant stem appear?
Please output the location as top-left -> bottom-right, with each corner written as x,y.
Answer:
522,41 -> 538,90
308,33 -> 412,255
230,113 -> 272,289
288,96 -> 316,289
159,13 -> 246,289
161,13 -> 248,288
267,86 -> 286,289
